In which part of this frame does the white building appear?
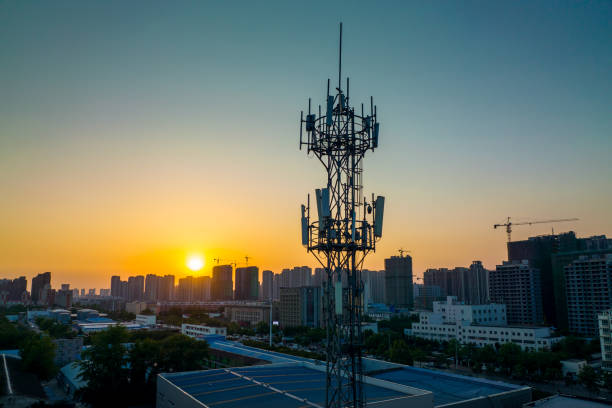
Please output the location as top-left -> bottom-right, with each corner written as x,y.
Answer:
561,359 -> 587,378
599,308 -> 612,371
410,297 -> 562,351
135,314 -> 157,326
181,323 -> 227,339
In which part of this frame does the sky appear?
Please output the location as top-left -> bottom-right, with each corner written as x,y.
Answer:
1,1 -> 611,290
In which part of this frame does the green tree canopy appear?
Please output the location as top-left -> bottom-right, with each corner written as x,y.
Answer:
19,334 -> 57,380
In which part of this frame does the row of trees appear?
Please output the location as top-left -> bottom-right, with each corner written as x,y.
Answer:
78,326 -> 210,407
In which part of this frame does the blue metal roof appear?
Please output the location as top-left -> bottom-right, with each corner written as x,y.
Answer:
162,364 -> 406,408
208,339 -> 316,364
372,366 -> 519,406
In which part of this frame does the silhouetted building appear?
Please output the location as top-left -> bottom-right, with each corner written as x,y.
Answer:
110,275 -> 122,298
362,270 -> 385,304
384,255 -> 413,308
490,260 -> 543,325
235,266 -> 259,301
127,276 -> 144,302
158,275 -> 174,301
211,265 -> 233,300
0,277 -> 27,303
565,254 -> 612,336
31,272 -> 51,304
177,276 -> 194,301
55,284 -> 73,308
261,270 -> 273,300
193,276 -> 211,301
279,286 -> 322,328
145,274 -> 160,301
423,262 -> 489,305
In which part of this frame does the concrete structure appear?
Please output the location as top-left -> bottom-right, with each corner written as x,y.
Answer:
145,274 -> 160,301
423,261 -> 489,305
235,266 -> 259,300
490,260 -> 544,325
560,359 -> 587,378
135,314 -> 156,326
0,276 -> 27,304
261,270 -> 273,300
384,255 -> 413,308
565,254 -> 612,336
127,275 -> 144,301
125,301 -> 150,315
31,272 -> 51,304
413,284 -> 444,310
224,303 -> 271,325
410,297 -> 561,351
279,286 -> 322,328
55,285 -> 73,308
53,337 -> 83,366
58,362 -> 87,398
598,308 -> 612,371
181,323 -> 227,339
212,264 -> 233,300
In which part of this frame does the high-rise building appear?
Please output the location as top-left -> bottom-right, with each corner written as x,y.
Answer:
565,254 -> 612,336
552,238 -> 612,331
384,255 -> 413,308
312,268 -> 325,288
31,272 -> 51,304
279,286 -> 322,328
423,262 -> 489,305
508,232 -> 581,326
211,265 -> 233,300
272,273 -> 281,301
110,275 -> 122,297
261,270 -> 273,300
235,266 -> 259,301
158,275 -> 175,301
490,260 -> 543,325
127,276 -> 144,301
361,270 -> 385,304
598,309 -> 612,371
193,276 -> 211,301
0,277 -> 27,303
177,276 -> 194,302
145,274 -> 160,301
56,284 -> 73,308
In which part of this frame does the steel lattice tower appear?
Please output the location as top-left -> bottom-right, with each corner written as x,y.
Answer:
299,23 -> 385,408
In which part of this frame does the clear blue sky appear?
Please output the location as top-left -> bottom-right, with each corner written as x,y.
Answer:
1,1 -> 610,288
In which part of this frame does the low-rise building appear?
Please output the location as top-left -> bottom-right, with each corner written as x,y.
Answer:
125,301 -> 151,315
135,314 -> 157,326
224,303 -> 272,325
561,359 -> 587,378
181,323 -> 227,339
53,337 -> 84,366
410,297 -> 562,351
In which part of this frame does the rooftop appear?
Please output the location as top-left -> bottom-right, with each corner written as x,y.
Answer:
371,365 -> 520,406
160,363 -> 414,408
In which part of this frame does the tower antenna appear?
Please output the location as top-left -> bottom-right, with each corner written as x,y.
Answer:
299,23 -> 385,408
338,22 -> 343,91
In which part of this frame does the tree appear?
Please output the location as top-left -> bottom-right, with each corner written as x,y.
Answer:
601,371 -> 612,393
78,326 -> 130,407
19,335 -> 57,380
389,339 -> 413,365
157,334 -> 209,373
578,365 -> 599,394
255,321 -> 269,335
497,343 -> 522,376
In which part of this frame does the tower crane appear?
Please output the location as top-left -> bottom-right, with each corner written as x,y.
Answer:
493,217 -> 579,242
398,248 -> 411,258
212,258 -> 236,267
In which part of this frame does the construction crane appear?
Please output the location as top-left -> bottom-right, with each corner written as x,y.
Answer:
212,258 -> 236,266
398,248 -> 411,258
493,217 -> 579,242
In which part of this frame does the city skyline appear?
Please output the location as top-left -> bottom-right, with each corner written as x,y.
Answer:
2,1 -> 611,290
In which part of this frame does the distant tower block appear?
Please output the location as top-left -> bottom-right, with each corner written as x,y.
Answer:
299,23 -> 385,408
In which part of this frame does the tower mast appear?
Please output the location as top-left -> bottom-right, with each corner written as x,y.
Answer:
299,23 -> 385,408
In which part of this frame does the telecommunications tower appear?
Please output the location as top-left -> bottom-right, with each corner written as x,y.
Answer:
299,23 -> 385,408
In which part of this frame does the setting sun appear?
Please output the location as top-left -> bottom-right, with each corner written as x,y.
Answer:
186,255 -> 204,271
